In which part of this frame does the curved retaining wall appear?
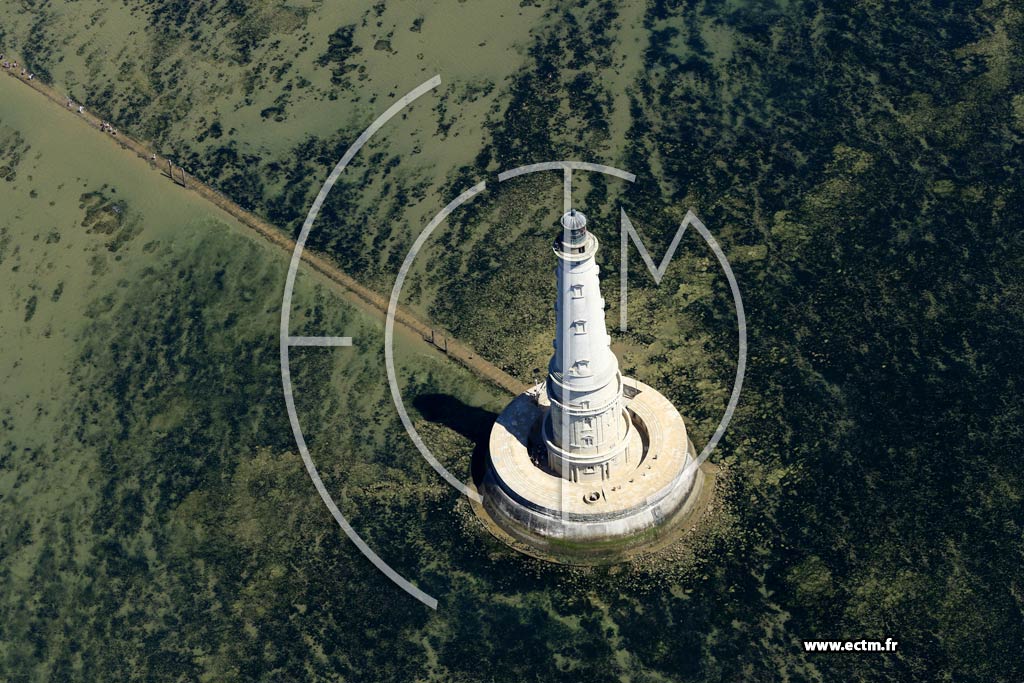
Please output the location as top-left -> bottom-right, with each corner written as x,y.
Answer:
482,379 -> 704,543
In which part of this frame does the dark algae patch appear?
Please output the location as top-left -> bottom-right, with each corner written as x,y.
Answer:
79,189 -> 142,252
79,191 -> 128,235
0,126 -> 28,182
23,294 -> 37,322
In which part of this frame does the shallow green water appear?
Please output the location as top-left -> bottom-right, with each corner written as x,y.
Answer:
2,1 -> 1023,681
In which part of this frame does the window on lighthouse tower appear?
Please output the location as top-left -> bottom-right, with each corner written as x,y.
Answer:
571,320 -> 587,334
570,284 -> 584,298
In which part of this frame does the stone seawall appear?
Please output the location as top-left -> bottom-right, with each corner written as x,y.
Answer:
479,379 -> 710,558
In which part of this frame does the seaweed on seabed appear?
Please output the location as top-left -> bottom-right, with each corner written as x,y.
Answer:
317,24 -> 362,88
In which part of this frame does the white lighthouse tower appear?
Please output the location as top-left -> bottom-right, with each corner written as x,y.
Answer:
544,210 -> 633,482
481,207 -> 708,552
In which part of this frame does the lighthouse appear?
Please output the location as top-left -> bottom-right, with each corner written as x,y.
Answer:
545,210 -> 633,482
479,207 -> 709,554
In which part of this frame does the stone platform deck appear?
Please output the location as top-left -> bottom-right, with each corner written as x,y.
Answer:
482,379 -> 703,542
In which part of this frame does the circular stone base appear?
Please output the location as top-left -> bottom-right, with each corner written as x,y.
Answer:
478,378 -> 706,558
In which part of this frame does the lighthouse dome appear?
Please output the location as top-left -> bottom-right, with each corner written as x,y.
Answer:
559,209 -> 588,247
561,209 -> 587,232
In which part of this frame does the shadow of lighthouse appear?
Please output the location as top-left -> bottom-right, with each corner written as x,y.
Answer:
411,393 -> 498,486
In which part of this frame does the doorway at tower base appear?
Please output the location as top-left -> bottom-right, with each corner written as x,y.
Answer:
477,378 -> 716,562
